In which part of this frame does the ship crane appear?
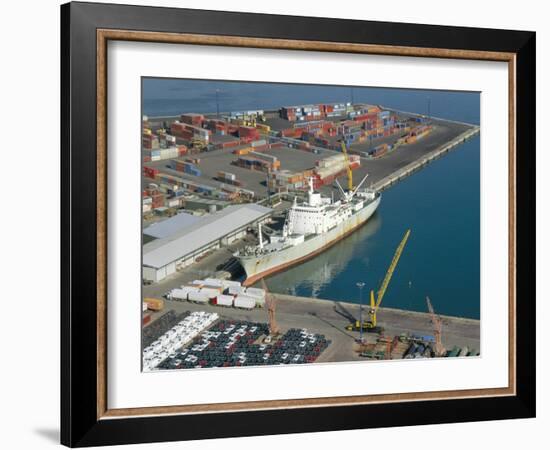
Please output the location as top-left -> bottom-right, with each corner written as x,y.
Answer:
346,229 -> 411,333
340,140 -> 354,191
261,278 -> 280,336
426,296 -> 446,357
334,173 -> 369,203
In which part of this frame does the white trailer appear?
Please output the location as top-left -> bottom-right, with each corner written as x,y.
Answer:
188,291 -> 209,303
200,287 -> 222,299
244,287 -> 266,306
227,285 -> 246,296
222,280 -> 241,289
203,278 -> 224,287
233,295 -> 256,310
216,294 -> 234,307
168,288 -> 190,301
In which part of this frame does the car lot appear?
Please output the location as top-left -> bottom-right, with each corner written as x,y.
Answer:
157,319 -> 331,369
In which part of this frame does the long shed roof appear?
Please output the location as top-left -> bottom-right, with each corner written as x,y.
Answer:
143,212 -> 201,239
143,203 -> 272,269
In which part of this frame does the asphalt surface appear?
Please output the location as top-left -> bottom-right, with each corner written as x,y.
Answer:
144,117 -> 476,198
144,294 -> 480,363
343,119 -> 473,188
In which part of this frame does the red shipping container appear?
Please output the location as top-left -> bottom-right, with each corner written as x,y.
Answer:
143,166 -> 159,178
222,140 -> 240,148
180,113 -> 204,126
238,126 -> 260,140
152,193 -> 165,208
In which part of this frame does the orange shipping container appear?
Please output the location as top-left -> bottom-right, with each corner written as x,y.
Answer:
144,297 -> 164,311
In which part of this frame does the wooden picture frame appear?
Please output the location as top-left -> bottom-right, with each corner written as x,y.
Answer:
61,2 -> 535,447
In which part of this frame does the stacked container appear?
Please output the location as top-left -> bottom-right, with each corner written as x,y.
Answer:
169,159 -> 201,177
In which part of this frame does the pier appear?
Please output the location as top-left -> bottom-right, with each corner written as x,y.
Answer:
372,125 -> 480,192
149,294 -> 480,363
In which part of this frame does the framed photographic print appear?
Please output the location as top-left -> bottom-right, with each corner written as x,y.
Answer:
61,1 -> 536,447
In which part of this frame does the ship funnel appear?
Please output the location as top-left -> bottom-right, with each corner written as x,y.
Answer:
308,177 -> 314,194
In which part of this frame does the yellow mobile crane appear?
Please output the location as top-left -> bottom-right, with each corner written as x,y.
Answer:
346,229 -> 411,333
189,137 -> 207,153
340,140 -> 354,191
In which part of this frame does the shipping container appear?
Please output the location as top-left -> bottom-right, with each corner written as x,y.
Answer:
188,291 -> 209,303
233,295 -> 256,310
216,294 -> 234,307
180,113 -> 205,126
169,288 -> 191,301
200,287 -> 223,298
217,171 -> 236,181
144,297 -> 164,311
227,285 -> 246,296
251,139 -> 267,147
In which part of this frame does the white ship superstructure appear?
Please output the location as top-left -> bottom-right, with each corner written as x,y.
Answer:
235,175 -> 381,285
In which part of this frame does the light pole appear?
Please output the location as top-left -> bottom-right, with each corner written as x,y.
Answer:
356,282 -> 365,343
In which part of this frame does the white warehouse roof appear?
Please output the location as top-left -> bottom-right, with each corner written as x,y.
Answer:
143,203 -> 272,269
143,211 -> 201,239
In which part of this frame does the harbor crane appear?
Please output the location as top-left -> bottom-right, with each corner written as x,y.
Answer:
340,140 -> 354,191
426,296 -> 446,357
261,278 -> 280,336
346,229 -> 411,333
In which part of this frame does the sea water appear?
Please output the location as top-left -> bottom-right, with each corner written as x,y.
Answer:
143,79 -> 480,318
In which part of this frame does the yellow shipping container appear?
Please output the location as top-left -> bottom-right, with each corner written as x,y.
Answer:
234,147 -> 253,155
256,124 -> 271,133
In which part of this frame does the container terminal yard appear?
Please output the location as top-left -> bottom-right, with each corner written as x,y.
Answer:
141,100 -> 480,370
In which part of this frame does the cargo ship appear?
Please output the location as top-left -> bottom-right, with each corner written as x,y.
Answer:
235,175 -> 380,286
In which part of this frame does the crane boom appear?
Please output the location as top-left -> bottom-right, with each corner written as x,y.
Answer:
347,229 -> 411,333
374,229 -> 411,308
340,141 -> 353,191
426,296 -> 446,356
261,278 -> 280,335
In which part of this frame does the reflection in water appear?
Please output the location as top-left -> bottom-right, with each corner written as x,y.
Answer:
260,213 -> 382,300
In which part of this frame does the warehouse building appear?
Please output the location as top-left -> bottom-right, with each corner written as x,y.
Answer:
143,203 -> 272,283
143,212 -> 202,240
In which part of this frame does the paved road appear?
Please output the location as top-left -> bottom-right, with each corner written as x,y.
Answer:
145,291 -> 480,362
145,114 -> 476,198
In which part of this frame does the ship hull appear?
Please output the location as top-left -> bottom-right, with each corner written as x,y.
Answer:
238,197 -> 381,286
